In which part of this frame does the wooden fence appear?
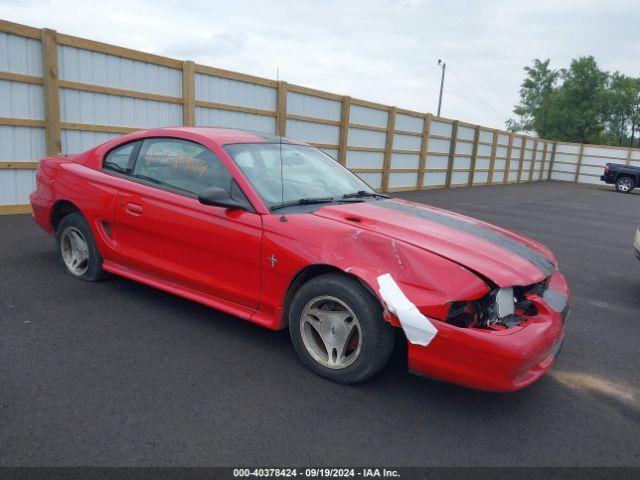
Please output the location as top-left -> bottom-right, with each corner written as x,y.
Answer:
1,18 -> 639,215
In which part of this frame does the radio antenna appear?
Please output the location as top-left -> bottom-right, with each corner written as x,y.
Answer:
278,67 -> 287,222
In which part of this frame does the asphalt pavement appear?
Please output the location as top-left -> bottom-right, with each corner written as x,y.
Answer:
1,181 -> 639,466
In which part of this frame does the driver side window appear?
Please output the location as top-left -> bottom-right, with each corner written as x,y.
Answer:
133,138 -> 233,196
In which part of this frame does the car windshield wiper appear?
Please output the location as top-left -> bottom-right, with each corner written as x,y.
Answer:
270,197 -> 364,211
342,190 -> 390,199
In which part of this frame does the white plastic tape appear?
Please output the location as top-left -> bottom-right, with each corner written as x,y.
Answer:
377,273 -> 438,346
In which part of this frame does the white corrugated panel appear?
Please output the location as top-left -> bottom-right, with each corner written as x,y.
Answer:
195,73 -> 276,111
512,137 -> 523,147
583,156 -> 613,167
0,80 -> 44,119
479,130 -> 493,143
554,153 -> 578,163
629,160 -> 640,167
320,148 -> 338,160
347,128 -> 386,149
492,170 -> 505,183
425,155 -> 448,169
346,150 -> 384,169
349,104 -> 388,128
453,156 -> 471,169
395,113 -> 423,133
0,170 -> 36,204
556,143 -> 580,154
631,150 -> 640,160
196,106 -> 275,133
524,149 -> 533,160
476,158 -> 490,169
496,146 -> 508,157
477,144 -> 492,156
428,138 -> 450,154
61,130 -> 122,154
457,125 -> 475,141
473,171 -> 489,183
497,133 -> 509,145
286,92 -> 341,121
390,153 -> 419,169
509,159 -> 521,171
356,172 -> 382,189
583,146 -> 625,158
429,120 -> 452,137
0,126 -> 46,161
286,119 -> 339,145
551,171 -> 575,181
451,171 -> 469,184
493,159 -> 506,170
389,172 -> 417,188
522,161 -> 531,172
554,163 -> 577,173
0,32 -> 42,76
392,133 -> 421,151
508,171 -> 519,181
58,45 -> 181,97
60,89 -> 181,128
577,174 -> 600,184
423,171 -> 446,186
455,141 -> 473,155
511,147 -> 522,158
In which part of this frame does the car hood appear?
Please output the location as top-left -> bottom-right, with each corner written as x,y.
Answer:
312,198 -> 556,287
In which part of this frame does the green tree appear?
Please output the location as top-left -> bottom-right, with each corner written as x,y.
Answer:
506,59 -> 559,135
546,56 -> 609,144
603,72 -> 637,146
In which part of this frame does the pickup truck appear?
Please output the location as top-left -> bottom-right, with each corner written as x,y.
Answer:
600,163 -> 640,193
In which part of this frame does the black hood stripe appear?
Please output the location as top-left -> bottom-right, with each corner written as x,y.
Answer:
375,200 -> 555,278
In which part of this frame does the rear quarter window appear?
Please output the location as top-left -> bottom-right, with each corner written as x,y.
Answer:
103,142 -> 140,174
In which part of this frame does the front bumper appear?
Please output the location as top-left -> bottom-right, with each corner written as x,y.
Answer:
408,269 -> 570,392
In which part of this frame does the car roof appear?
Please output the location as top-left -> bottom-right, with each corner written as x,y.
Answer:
135,126 -> 307,146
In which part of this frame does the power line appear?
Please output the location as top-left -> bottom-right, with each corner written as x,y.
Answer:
446,66 -> 511,124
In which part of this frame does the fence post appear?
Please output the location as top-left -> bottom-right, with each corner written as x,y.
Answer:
487,130 -> 499,185
540,141 -> 548,182
467,125 -> 480,187
416,113 -> 431,190
276,81 -> 287,136
517,137 -> 527,183
337,96 -> 351,166
574,143 -> 585,182
381,107 -> 396,193
445,120 -> 459,188
41,28 -> 61,155
182,61 -> 196,127
528,139 -> 538,181
548,142 -> 557,180
503,132 -> 514,184
625,146 -> 632,166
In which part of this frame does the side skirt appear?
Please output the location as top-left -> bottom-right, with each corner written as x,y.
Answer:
102,260 -> 280,330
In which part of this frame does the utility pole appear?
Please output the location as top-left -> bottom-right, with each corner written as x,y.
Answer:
437,59 -> 446,117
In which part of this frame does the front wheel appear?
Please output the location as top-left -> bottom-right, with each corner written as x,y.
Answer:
615,176 -> 635,193
289,273 -> 395,384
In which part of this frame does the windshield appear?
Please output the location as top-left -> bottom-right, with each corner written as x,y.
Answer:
224,143 -> 375,208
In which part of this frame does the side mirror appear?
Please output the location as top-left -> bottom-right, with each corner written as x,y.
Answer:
198,186 -> 248,210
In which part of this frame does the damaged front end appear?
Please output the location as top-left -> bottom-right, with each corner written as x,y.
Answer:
406,269 -> 570,392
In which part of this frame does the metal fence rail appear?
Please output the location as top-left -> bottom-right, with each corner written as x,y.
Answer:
1,19 -> 638,214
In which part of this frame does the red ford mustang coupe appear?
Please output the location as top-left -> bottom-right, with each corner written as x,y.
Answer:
30,127 -> 570,391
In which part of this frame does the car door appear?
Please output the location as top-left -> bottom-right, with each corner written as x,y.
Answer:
110,137 -> 262,310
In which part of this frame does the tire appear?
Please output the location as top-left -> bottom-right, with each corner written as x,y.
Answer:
615,176 -> 635,193
56,212 -> 108,281
289,273 -> 395,384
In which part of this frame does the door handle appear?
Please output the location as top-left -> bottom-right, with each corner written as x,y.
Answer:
125,202 -> 143,215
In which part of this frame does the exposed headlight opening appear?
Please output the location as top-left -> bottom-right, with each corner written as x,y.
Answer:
445,282 -> 544,330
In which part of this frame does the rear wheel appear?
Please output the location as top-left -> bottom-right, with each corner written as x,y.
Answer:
615,176 -> 635,193
56,213 -> 107,281
289,273 -> 395,384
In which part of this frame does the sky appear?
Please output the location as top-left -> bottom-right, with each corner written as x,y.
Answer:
1,0 -> 638,129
